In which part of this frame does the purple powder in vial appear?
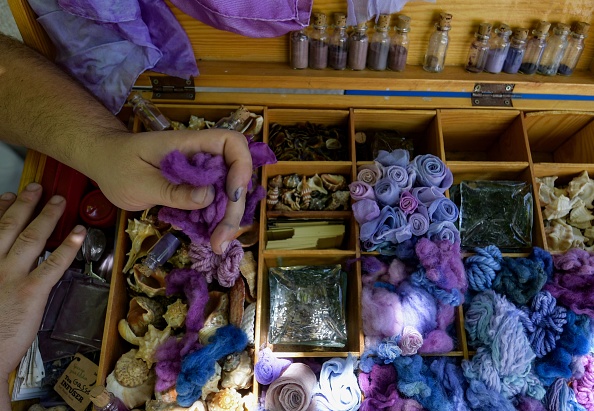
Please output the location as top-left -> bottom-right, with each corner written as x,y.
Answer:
367,42 -> 390,70
290,31 -> 309,69
309,39 -> 328,69
502,47 -> 524,74
348,39 -> 368,70
328,44 -> 347,70
388,44 -> 408,71
557,64 -> 573,75
485,48 -> 508,73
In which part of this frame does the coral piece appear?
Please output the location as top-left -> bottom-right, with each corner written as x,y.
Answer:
229,278 -> 245,327
207,388 -> 243,411
221,350 -> 254,390
164,299 -> 188,329
136,325 -> 172,368
199,292 -> 230,345
128,264 -> 168,298
123,218 -> 161,273
107,349 -> 155,409
239,251 -> 257,300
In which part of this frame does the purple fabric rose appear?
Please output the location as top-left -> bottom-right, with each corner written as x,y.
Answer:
357,163 -> 383,187
353,199 -> 381,224
410,154 -> 453,193
398,326 -> 423,356
384,165 -> 413,191
428,198 -> 459,223
409,206 -> 429,236
254,347 -> 292,385
349,181 -> 376,201
374,178 -> 401,207
427,221 -> 460,243
375,149 -> 410,168
412,186 -> 445,208
399,191 -> 418,215
361,206 -> 411,244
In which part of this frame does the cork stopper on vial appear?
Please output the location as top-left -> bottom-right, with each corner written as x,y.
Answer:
513,28 -> 529,41
395,15 -> 411,32
312,12 -> 327,28
555,22 -> 571,35
496,24 -> 511,36
376,14 -> 390,31
535,21 -> 551,37
90,386 -> 110,408
572,21 -> 590,36
477,22 -> 492,36
334,12 -> 347,28
438,13 -> 452,29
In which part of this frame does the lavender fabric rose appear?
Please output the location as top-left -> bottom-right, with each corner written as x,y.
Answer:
357,163 -> 383,187
428,197 -> 459,223
376,149 -> 410,168
360,206 -> 411,244
374,178 -> 401,207
399,190 -> 418,215
349,181 -> 376,201
409,206 -> 429,236
384,165 -> 413,191
398,326 -> 423,356
352,199 -> 380,224
427,221 -> 460,243
410,154 -> 453,193
412,186 -> 445,208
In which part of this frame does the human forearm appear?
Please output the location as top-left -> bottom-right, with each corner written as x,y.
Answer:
0,34 -> 127,178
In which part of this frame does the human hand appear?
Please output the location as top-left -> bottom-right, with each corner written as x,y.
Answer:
86,129 -> 253,254
0,184 -> 86,399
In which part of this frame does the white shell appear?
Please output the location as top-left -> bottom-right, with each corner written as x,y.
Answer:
306,174 -> 328,195
242,393 -> 258,411
201,361 -> 221,400
568,171 -> 594,207
569,199 -> 594,227
106,350 -> 155,409
543,195 -> 577,220
240,303 -> 256,345
206,388 -> 243,411
545,220 -> 574,252
221,350 -> 253,390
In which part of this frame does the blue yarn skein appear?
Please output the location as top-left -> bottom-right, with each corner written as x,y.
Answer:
520,291 -> 567,358
176,325 -> 248,406
492,256 -> 548,306
544,378 -> 587,411
464,245 -> 502,292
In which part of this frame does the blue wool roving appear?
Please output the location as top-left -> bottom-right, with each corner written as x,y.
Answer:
464,245 -> 503,292
176,325 -> 248,406
429,357 -> 469,411
544,378 -> 587,411
465,380 -> 516,411
530,247 -> 553,279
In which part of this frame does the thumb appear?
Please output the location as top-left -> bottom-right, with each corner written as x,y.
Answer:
154,175 -> 216,210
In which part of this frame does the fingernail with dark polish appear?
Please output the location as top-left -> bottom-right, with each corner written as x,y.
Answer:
232,187 -> 244,202
25,182 -> 41,191
0,192 -> 16,201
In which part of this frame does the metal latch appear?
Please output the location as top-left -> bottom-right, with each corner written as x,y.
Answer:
471,83 -> 514,107
151,76 -> 195,100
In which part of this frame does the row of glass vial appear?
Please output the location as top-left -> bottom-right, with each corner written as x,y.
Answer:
290,12 -> 411,71
465,20 -> 590,76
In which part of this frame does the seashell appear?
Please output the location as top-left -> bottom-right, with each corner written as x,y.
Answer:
242,113 -> 264,137
107,349 -> 155,409
207,388 -> 243,411
298,175 -> 311,210
127,296 -> 165,337
273,202 -> 293,212
239,251 -> 256,300
221,350 -> 253,390
569,199 -> 594,228
188,115 -> 207,130
267,175 -> 283,210
240,303 -> 256,345
169,244 -> 192,268
146,399 -> 207,411
571,226 -> 588,249
545,220 -> 574,252
128,264 -> 167,298
229,277 -> 245,327
199,292 -> 229,345
307,174 -> 328,195
136,325 -> 172,368
281,189 -> 300,211
163,299 -> 188,329
584,226 -> 594,242
568,170 -> 594,207
118,318 -> 141,345
235,222 -> 259,248
201,362 -> 221,400
325,138 -> 342,150
321,173 -> 347,191
283,173 -> 300,189
543,195 -> 577,220
326,190 -> 351,211
123,219 -> 161,273
355,131 -> 367,143
309,196 -> 328,211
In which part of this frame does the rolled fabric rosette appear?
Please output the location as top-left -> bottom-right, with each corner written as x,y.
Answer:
357,162 -> 383,186
374,177 -> 401,207
349,181 -> 376,201
411,186 -> 445,208
427,221 -> 460,243
410,154 -> 453,193
428,197 -> 459,222
313,354 -> 361,411
384,165 -> 413,191
265,363 -> 317,411
399,190 -> 419,215
352,199 -> 380,224
408,206 -> 429,236
360,206 -> 411,245
255,347 -> 292,385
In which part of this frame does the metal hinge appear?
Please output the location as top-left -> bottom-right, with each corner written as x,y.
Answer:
150,76 -> 195,100
471,83 -> 515,107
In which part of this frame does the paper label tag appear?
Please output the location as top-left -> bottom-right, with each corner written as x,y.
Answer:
54,353 -> 98,411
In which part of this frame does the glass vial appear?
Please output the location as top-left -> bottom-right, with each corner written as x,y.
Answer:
558,21 -> 590,76
367,14 -> 391,71
143,232 -> 181,271
328,13 -> 348,70
290,28 -> 309,69
519,21 -> 551,75
309,12 -> 329,69
423,12 -> 453,73
129,93 -> 171,131
348,22 -> 369,70
215,106 -> 252,131
484,24 -> 512,74
537,23 -> 570,76
90,386 -> 129,411
388,15 -> 411,72
465,22 -> 492,73
502,28 -> 529,74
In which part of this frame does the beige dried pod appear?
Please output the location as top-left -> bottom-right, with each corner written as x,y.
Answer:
229,278 -> 246,327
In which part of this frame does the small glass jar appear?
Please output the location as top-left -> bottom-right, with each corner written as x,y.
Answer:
502,28 -> 528,74
143,232 -> 181,271
519,21 -> 550,75
558,21 -> 590,76
309,12 -> 329,69
348,22 -> 369,71
388,15 -> 411,72
537,23 -> 570,76
90,386 -> 129,411
465,22 -> 492,73
328,13 -> 348,70
367,14 -> 391,71
423,12 -> 453,73
129,93 -> 171,131
290,28 -> 309,69
484,24 -> 512,74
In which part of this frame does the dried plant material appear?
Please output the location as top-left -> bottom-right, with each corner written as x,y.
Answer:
229,278 -> 246,327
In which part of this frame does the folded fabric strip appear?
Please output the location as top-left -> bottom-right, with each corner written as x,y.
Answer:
375,149 -> 410,167
265,363 -> 317,411
254,347 -> 292,386
28,0 -> 197,114
412,186 -> 445,208
314,354 -> 361,411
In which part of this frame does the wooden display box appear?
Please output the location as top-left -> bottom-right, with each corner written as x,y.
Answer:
7,0 -> 594,408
